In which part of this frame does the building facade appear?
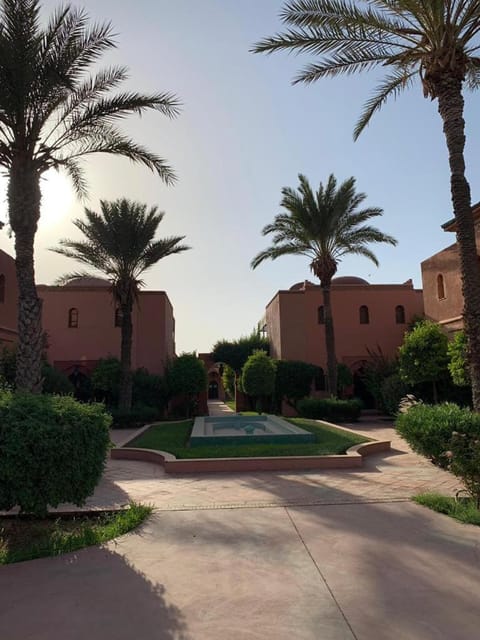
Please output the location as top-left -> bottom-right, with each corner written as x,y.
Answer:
38,277 -> 176,377
421,205 -> 480,333
265,276 -> 424,381
0,248 -> 18,348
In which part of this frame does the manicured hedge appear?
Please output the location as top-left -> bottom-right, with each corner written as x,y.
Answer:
111,403 -> 162,428
0,392 -> 111,516
396,402 -> 480,467
297,398 -> 362,422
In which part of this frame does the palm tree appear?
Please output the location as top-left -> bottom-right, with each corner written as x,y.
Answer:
52,199 -> 190,410
0,0 -> 181,392
251,174 -> 397,395
253,1 -> 480,409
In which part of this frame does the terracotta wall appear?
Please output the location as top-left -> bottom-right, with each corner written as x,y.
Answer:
38,285 -> 175,375
267,281 -> 424,368
0,249 -> 18,347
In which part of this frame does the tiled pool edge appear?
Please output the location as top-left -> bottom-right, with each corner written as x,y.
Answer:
111,437 -> 391,473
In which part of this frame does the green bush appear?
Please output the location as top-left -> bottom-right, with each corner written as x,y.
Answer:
132,368 -> 166,411
0,392 -> 111,516
41,363 -> 74,395
242,350 -> 276,413
111,403 -> 162,429
91,357 -> 122,404
297,398 -> 362,422
380,373 -> 409,416
448,432 -> 480,507
396,403 -> 480,467
274,360 -> 316,410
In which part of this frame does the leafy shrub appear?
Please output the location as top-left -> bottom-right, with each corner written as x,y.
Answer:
448,330 -> 470,387
242,350 -> 276,413
448,432 -> 480,508
222,364 -> 236,399
396,403 -> 480,467
380,373 -> 409,416
297,398 -> 362,422
41,363 -> 74,395
111,403 -> 162,428
274,360 -> 316,410
132,368 -> 166,411
0,392 -> 111,516
91,357 -> 122,404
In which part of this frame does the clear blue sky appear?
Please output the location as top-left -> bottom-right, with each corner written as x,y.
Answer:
1,0 -> 478,353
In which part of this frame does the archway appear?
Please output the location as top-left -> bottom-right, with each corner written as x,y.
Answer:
208,380 -> 219,400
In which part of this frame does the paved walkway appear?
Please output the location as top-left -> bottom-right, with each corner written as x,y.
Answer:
2,408 -> 479,639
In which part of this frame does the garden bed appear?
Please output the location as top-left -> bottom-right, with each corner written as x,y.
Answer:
111,418 -> 390,473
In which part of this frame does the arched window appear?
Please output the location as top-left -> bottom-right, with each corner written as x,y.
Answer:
437,274 -> 446,300
359,305 -> 369,324
114,308 -> 123,327
0,274 -> 4,303
68,308 -> 78,328
395,305 -> 405,324
314,367 -> 326,391
317,305 -> 325,324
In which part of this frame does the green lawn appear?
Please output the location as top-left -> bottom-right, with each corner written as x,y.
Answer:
413,493 -> 480,526
126,418 -> 368,458
225,399 -> 236,411
0,503 -> 152,565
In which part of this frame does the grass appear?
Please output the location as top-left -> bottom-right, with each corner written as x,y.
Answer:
127,418 -> 368,458
225,399 -> 236,411
413,493 -> 480,526
0,502 -> 152,565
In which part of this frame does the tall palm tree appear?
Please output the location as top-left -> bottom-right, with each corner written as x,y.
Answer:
251,174 -> 397,395
0,0 -> 181,392
253,0 -> 480,409
52,199 -> 190,410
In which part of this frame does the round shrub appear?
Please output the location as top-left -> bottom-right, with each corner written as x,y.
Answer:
396,402 -> 480,467
0,392 -> 111,516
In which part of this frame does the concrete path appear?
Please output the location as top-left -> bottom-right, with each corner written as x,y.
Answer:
2,415 -> 479,639
207,399 -> 234,417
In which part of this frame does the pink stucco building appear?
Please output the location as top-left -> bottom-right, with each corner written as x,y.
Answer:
264,276 -> 424,393
38,277 -> 175,377
0,248 -> 18,348
421,204 -> 480,334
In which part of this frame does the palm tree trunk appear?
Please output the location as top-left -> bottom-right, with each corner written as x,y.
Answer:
435,76 -> 480,411
119,302 -> 133,410
8,160 -> 43,392
322,285 -> 337,396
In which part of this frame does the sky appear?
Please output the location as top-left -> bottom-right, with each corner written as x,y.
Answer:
1,0 -> 479,354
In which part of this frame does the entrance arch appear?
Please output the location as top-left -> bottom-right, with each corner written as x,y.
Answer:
208,380 -> 219,400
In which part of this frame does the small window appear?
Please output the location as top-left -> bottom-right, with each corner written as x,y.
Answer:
359,305 -> 369,324
314,367 -> 326,391
317,305 -> 325,324
68,308 -> 78,328
395,305 -> 405,324
114,307 -> 122,327
0,274 -> 4,303
437,274 -> 446,300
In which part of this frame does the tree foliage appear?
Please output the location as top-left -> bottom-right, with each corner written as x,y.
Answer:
241,350 -> 276,412
274,360 -> 316,409
212,331 -> 270,373
398,321 -> 449,402
448,330 -> 470,387
166,354 -> 207,397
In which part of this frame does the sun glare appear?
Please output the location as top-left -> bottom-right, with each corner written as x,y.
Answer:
39,169 -> 76,229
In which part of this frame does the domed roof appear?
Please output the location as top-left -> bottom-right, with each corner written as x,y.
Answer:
65,276 -> 111,288
332,276 -> 369,285
289,280 -> 316,291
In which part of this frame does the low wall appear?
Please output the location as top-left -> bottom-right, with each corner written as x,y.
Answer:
111,438 -> 391,474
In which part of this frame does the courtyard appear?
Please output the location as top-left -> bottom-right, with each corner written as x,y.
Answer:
0,414 -> 477,640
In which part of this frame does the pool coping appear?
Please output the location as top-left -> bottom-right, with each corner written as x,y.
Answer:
110,420 -> 391,473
